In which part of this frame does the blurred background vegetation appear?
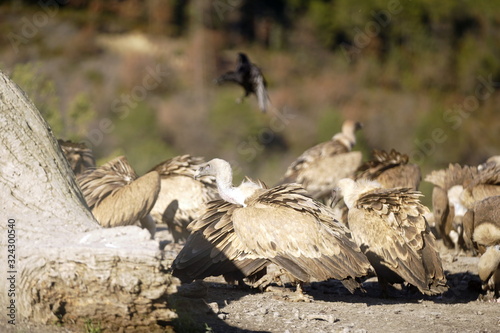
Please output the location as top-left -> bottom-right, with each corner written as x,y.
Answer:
1,0 -> 499,204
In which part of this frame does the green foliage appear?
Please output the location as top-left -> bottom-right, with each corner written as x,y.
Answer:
209,88 -> 269,159
10,62 -> 62,135
110,101 -> 177,175
67,92 -> 97,140
4,0 -> 500,197
84,319 -> 102,333
315,107 -> 345,143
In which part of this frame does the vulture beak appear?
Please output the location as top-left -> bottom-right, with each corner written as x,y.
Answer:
330,187 -> 342,209
194,165 -> 208,180
194,168 -> 201,180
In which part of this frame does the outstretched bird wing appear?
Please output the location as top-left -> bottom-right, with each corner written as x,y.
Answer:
232,184 -> 371,291
172,199 -> 269,283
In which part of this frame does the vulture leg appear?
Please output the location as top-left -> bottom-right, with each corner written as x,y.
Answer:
139,215 -> 156,239
252,270 -> 285,291
479,270 -> 500,303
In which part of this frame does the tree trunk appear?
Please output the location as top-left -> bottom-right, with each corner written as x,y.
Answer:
0,70 -> 178,332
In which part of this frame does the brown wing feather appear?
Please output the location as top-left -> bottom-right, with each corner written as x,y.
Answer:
465,196 -> 500,249
91,171 -> 160,227
77,156 -> 138,210
149,154 -> 216,186
58,139 -> 96,175
351,187 -> 447,294
148,154 -> 219,242
172,200 -> 269,284
374,164 -> 421,190
356,149 -> 421,190
424,163 -> 479,190
233,184 -> 371,289
281,139 -> 350,183
356,149 -> 408,179
461,165 -> 500,208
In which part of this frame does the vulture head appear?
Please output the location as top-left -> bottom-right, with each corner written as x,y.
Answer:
194,158 -> 261,206
333,120 -> 363,150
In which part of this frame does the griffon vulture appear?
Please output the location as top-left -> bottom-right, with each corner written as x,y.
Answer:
77,156 -> 160,237
478,155 -> 500,171
148,155 -> 219,243
355,149 -> 421,190
172,158 -> 371,301
337,178 -> 448,296
460,164 -> 500,209
279,120 -> 363,201
424,163 -> 479,249
462,195 -> 500,300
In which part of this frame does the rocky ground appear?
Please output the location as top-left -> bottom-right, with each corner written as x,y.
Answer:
163,226 -> 500,333
2,224 -> 499,333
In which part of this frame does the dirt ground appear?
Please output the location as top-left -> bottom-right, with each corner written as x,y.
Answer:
3,224 -> 499,333
166,244 -> 498,333
162,225 -> 500,333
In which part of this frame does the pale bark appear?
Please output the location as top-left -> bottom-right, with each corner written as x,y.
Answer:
0,71 -> 178,332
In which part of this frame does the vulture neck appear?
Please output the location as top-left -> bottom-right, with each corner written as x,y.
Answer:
214,162 -> 249,206
448,185 -> 467,216
333,121 -> 359,150
333,128 -> 356,150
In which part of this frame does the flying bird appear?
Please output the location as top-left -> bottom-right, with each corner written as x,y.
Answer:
355,148 -> 421,190
214,52 -> 270,112
337,178 -> 448,296
77,156 -> 160,237
171,158 -> 371,301
148,155 -> 220,243
279,120 -> 363,201
58,139 -> 96,176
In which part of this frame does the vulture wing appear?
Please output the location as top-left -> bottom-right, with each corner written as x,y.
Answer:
232,184 -> 371,292
352,187 -> 447,294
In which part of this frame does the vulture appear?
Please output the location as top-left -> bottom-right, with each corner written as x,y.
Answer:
77,156 -> 160,237
58,139 -> 96,176
171,198 -> 270,287
478,155 -> 500,171
148,155 -> 219,243
424,163 -> 479,249
445,184 -> 468,253
171,158 -> 371,301
355,149 -> 421,190
462,195 -> 500,300
460,164 -> 500,210
336,178 -> 448,296
214,52 -> 270,112
279,120 -> 363,201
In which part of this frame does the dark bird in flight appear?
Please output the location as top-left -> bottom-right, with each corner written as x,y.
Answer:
215,52 -> 270,112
